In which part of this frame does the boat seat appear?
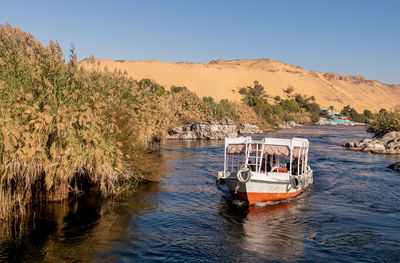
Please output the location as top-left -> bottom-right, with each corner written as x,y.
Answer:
272,167 -> 288,173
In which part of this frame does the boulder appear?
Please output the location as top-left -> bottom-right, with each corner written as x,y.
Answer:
363,143 -> 386,153
167,117 -> 238,140
239,123 -> 262,134
343,142 -> 355,148
388,162 -> 400,171
278,123 -> 291,129
277,121 -> 301,129
381,131 -> 400,143
343,131 -> 400,154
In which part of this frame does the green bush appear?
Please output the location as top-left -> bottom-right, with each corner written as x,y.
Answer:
305,102 -> 321,123
368,111 -> 400,137
363,109 -> 373,119
341,105 -> 370,124
280,99 -> 301,113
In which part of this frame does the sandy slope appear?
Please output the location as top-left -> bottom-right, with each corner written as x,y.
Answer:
80,58 -> 400,112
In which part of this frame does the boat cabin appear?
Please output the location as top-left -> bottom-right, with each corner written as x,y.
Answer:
224,137 -> 309,176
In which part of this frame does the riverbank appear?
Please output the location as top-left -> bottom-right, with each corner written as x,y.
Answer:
342,131 -> 400,155
166,118 -> 263,140
342,130 -> 400,171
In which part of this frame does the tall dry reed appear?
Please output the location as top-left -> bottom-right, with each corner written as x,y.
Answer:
0,24 -> 166,221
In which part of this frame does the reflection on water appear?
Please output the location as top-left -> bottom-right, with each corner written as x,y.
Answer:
0,183 -> 161,262
218,193 -> 312,262
1,126 -> 400,262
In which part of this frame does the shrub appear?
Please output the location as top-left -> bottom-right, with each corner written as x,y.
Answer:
280,99 -> 300,113
305,102 -> 321,123
238,87 -> 248,95
283,85 -> 294,95
368,111 -> 400,137
363,109 -> 373,119
170,86 -> 188,93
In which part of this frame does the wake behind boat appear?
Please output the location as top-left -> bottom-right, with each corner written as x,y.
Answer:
216,137 -> 313,204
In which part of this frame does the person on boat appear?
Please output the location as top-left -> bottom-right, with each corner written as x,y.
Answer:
260,156 -> 271,172
248,160 -> 256,171
267,156 -> 272,172
291,159 -> 302,174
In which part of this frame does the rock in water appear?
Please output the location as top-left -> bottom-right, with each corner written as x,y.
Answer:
388,162 -> 400,171
342,131 -> 400,154
167,117 -> 238,140
239,123 -> 262,134
277,121 -> 302,129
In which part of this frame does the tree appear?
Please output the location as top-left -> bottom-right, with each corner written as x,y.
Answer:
341,105 -> 351,116
363,109 -> 373,119
247,80 -> 265,97
305,102 -> 322,123
295,94 -> 306,108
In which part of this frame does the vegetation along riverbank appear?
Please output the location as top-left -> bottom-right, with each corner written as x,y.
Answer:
0,24 -> 170,221
343,110 -> 400,170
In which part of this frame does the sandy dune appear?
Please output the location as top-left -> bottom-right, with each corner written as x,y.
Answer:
80,58 -> 400,112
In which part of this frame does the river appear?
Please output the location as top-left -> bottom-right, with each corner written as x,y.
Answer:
1,125 -> 400,262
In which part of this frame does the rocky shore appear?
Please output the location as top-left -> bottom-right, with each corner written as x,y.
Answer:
342,131 -> 400,155
277,121 -> 302,129
342,131 -> 400,171
167,118 -> 262,140
239,123 -> 263,134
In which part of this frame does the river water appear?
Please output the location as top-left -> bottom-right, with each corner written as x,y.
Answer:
1,126 -> 400,262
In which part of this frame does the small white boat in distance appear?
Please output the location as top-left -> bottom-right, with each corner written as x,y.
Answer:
217,137 -> 313,204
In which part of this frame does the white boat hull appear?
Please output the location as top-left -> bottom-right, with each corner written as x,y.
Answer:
221,170 -> 313,204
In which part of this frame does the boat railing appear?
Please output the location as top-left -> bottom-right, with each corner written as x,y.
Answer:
224,137 -> 310,176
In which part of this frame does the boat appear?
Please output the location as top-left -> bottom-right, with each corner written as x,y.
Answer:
216,136 -> 313,204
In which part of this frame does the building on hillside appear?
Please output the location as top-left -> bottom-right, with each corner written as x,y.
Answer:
320,108 -> 341,116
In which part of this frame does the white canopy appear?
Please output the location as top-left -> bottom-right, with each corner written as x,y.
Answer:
225,137 -> 309,158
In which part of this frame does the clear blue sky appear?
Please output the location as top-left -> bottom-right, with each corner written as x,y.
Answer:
2,0 -> 399,84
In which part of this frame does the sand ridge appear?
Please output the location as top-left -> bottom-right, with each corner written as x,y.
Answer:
80,58 -> 400,112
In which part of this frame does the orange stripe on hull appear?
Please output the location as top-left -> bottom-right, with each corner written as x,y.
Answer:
235,189 -> 303,204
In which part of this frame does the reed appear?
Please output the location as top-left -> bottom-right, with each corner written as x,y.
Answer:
0,24 -> 166,221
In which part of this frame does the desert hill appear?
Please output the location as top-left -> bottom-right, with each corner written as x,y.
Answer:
80,58 -> 400,112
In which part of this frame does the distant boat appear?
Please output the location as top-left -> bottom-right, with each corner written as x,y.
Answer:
217,137 -> 313,204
